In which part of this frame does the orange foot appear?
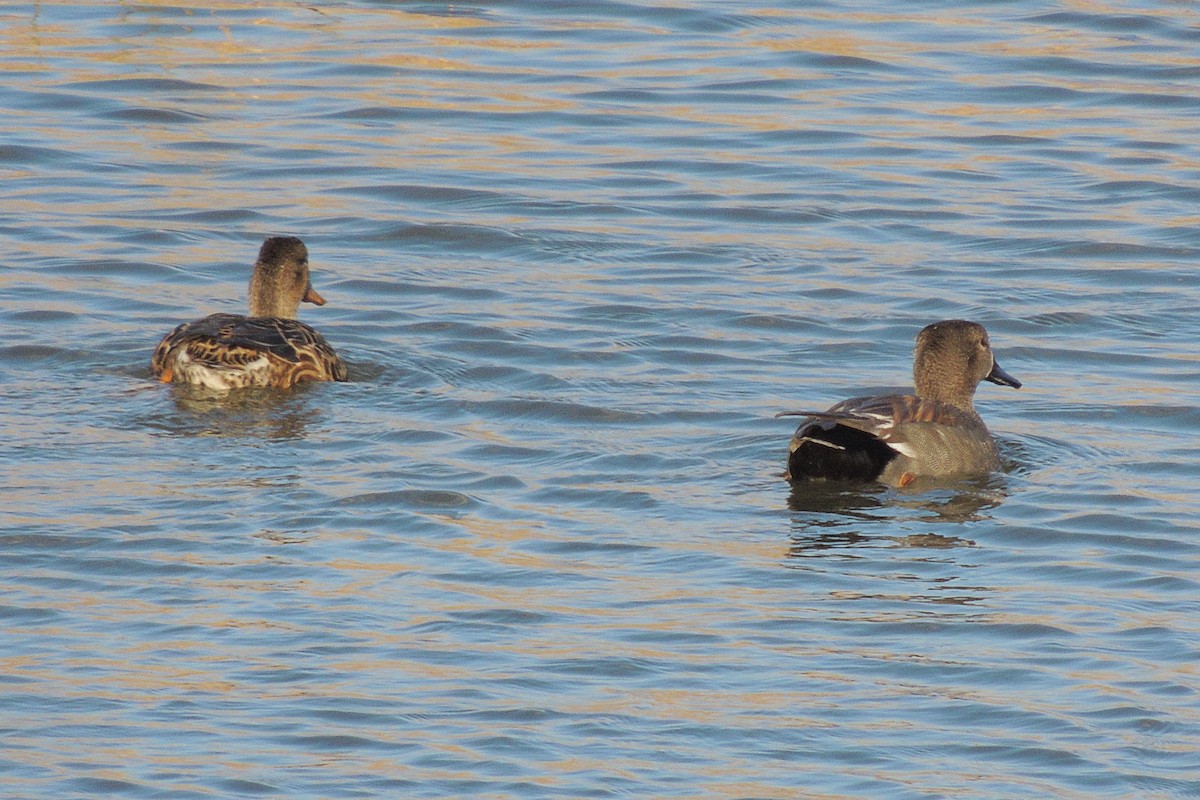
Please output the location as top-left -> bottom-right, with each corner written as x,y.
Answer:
898,472 -> 916,488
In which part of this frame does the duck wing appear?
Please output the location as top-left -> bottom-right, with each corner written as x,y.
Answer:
778,395 -> 993,483
152,313 -> 347,386
780,392 -> 981,430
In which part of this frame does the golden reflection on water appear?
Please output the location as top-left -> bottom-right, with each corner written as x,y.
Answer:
5,0 -> 1195,263
1,2 -> 1198,796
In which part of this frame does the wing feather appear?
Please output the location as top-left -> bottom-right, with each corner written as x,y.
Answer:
151,313 -> 346,388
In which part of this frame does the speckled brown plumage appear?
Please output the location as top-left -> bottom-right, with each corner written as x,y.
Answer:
150,237 -> 347,390
152,313 -> 347,389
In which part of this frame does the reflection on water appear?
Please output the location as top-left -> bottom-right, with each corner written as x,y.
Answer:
786,474 -> 1005,522
144,383 -> 329,441
3,1 -> 1200,798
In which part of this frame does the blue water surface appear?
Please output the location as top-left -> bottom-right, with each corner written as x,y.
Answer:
1,2 -> 1198,798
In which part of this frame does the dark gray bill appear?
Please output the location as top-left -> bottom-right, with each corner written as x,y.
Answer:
985,359 -> 1021,389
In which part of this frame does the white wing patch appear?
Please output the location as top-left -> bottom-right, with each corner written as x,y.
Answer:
792,436 -> 846,452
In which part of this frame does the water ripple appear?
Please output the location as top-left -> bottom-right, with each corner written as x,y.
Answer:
1,2 -> 1199,798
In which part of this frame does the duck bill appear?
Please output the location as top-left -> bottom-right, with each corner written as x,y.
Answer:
302,284 -> 327,306
985,359 -> 1021,389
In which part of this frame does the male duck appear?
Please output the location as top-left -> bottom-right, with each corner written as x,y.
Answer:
151,236 -> 347,390
778,320 -> 1020,487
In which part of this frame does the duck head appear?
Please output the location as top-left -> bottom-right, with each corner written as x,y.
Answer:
913,320 -> 1020,410
247,236 -> 327,318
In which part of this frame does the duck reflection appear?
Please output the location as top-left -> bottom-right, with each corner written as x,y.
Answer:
787,474 -> 1005,521
785,475 -> 1007,556
149,382 -> 324,441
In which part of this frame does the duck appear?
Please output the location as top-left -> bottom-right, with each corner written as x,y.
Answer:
777,320 -> 1020,487
151,236 -> 347,390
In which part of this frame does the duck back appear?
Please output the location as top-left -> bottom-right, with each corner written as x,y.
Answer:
783,394 -> 1000,486
152,313 -> 347,390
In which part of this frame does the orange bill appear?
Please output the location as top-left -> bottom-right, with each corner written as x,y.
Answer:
303,285 -> 327,306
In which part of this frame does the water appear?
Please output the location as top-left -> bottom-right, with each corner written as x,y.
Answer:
2,2 -> 1199,797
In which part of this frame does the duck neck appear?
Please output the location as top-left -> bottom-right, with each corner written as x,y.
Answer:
914,372 -> 977,412
247,275 -> 297,319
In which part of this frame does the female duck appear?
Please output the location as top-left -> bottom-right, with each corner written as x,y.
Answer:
151,236 -> 347,390
778,320 -> 1020,487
